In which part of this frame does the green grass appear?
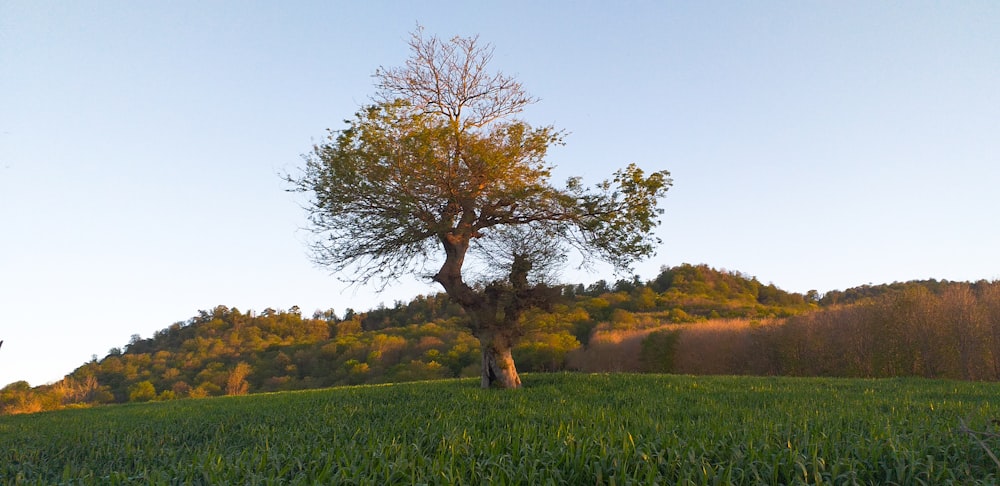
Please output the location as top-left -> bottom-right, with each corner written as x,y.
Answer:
2,373 -> 999,484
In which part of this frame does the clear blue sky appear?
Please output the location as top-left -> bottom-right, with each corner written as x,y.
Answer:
2,1 -> 998,387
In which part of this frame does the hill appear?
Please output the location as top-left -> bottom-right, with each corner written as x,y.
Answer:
3,264 -> 999,415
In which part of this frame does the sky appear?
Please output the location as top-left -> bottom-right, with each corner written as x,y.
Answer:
2,1 -> 998,387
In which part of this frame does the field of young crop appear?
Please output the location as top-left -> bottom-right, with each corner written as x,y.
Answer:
2,373 -> 999,485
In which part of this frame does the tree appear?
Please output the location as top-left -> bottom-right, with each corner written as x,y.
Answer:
128,381 -> 156,403
226,362 -> 252,396
289,29 -> 671,388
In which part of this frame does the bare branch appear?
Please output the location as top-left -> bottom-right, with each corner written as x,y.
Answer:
958,418 -> 1000,471
375,29 -> 536,130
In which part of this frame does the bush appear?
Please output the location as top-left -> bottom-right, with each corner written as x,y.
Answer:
639,330 -> 680,373
128,381 -> 156,403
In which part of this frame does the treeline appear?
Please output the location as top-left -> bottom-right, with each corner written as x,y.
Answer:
6,264 -> 993,415
1,264 -> 810,414
575,280 -> 1000,380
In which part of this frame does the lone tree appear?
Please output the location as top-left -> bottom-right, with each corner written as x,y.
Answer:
289,29 -> 671,388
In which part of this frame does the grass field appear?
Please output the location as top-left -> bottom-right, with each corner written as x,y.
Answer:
2,373 -> 999,485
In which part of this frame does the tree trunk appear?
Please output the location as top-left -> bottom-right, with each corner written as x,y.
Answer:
479,331 -> 521,389
434,232 -> 528,389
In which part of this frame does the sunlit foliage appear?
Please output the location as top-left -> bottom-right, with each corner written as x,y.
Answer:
4,265 -> 999,415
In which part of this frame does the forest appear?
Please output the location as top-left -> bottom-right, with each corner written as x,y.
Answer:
3,264 -> 999,415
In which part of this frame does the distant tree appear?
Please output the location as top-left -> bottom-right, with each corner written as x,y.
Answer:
586,280 -> 611,296
613,275 -> 642,293
0,381 -> 41,415
639,329 -> 680,373
314,308 -> 339,322
128,381 -> 156,402
226,362 -> 252,396
289,29 -> 671,388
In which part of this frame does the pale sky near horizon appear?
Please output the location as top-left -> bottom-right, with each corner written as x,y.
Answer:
2,1 -> 998,387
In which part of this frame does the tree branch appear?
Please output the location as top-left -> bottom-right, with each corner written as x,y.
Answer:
958,418 -> 1000,471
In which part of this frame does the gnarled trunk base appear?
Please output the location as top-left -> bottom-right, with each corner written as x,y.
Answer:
480,338 -> 521,389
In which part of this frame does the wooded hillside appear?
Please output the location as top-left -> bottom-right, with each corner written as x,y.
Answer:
4,264 -> 998,414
